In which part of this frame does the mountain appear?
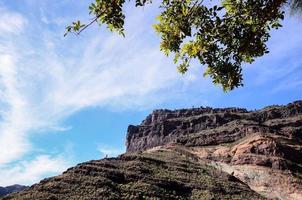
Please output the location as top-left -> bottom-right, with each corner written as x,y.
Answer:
0,185 -> 28,197
3,100 -> 302,200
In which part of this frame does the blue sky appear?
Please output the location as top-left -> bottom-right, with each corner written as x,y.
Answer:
0,0 -> 301,186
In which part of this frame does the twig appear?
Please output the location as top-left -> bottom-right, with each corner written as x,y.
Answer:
76,15 -> 99,35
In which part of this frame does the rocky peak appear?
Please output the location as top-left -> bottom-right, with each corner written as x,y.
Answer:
141,107 -> 249,126
126,101 -> 302,152
124,100 -> 302,199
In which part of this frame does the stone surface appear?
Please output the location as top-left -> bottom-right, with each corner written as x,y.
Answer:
126,101 -> 302,153
125,100 -> 302,199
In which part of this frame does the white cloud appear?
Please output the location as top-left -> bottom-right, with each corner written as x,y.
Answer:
0,5 -> 173,165
0,4 -> 198,185
0,54 -> 33,164
0,154 -> 69,186
0,8 -> 26,34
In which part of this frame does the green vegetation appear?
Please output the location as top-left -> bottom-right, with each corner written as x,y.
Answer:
4,149 -> 266,199
66,0 -> 301,91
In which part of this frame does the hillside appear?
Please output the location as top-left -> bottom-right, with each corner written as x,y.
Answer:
0,185 -> 28,198
3,100 -> 302,200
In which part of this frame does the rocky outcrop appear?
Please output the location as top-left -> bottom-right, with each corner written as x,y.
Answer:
126,101 -> 302,153
0,185 -> 28,197
125,101 -> 302,199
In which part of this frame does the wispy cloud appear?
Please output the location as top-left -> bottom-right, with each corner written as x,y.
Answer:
0,3 -> 198,185
0,7 -> 26,34
0,154 -> 69,186
0,53 -> 33,164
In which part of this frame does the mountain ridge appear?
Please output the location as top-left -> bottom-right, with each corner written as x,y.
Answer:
126,100 -> 302,153
3,100 -> 302,200
0,185 -> 28,198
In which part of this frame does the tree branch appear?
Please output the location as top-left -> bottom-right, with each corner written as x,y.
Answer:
76,15 -> 99,35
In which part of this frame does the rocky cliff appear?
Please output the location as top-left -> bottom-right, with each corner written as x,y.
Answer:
126,101 -> 302,153
3,101 -> 302,200
126,100 -> 302,199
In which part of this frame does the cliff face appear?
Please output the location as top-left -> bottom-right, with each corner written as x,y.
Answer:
126,101 -> 302,153
4,101 -> 302,200
126,101 -> 302,199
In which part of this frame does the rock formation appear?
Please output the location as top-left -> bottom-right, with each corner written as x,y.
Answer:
3,100 -> 302,200
126,100 -> 302,199
126,101 -> 302,153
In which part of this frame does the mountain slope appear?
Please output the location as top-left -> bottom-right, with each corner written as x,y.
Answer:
0,185 -> 28,197
2,149 -> 264,200
126,100 -> 302,199
3,100 -> 302,200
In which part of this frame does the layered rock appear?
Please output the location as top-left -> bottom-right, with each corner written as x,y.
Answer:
126,101 -> 302,152
126,100 -> 302,199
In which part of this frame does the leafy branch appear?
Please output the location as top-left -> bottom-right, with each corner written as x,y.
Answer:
65,0 -> 295,91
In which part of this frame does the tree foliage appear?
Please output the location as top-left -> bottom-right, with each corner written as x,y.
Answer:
66,0 -> 299,91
